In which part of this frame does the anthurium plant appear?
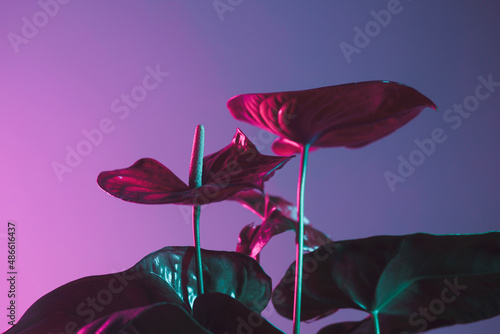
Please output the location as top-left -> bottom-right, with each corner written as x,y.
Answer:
5,81 -> 499,334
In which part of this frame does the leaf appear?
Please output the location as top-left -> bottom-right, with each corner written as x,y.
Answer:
97,129 -> 293,205
231,190 -> 332,258
5,247 -> 271,334
193,293 -> 285,334
77,302 -> 211,334
227,81 -> 437,155
135,246 -> 272,313
272,232 -> 500,334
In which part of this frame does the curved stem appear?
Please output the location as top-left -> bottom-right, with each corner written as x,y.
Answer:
293,144 -> 310,334
189,124 -> 205,295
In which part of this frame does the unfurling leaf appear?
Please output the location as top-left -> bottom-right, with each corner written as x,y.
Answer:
272,232 -> 500,334
231,190 -> 332,259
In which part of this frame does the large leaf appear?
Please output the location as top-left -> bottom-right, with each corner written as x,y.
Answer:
97,129 -> 293,205
78,293 -> 285,334
193,293 -> 285,334
135,246 -> 272,312
272,232 -> 500,334
227,81 -> 437,155
231,190 -> 332,258
77,302 -> 211,334
5,247 -> 271,334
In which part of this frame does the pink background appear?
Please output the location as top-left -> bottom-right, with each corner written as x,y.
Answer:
1,1 -> 499,333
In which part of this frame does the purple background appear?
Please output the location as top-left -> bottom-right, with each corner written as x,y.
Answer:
1,1 -> 499,333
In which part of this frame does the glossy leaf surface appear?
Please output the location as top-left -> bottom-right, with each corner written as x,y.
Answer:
135,246 -> 272,312
5,247 -> 271,334
227,81 -> 437,155
272,232 -> 500,333
97,128 -> 293,205
231,190 -> 332,258
193,293 -> 285,334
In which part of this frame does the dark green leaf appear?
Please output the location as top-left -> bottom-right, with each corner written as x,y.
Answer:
134,246 -> 272,313
273,232 -> 500,334
193,293 -> 285,334
78,302 -> 211,334
6,247 -> 271,333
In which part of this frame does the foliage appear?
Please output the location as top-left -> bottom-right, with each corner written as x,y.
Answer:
5,81 -> 499,334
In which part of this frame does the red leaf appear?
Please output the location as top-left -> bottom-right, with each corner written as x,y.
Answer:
97,129 -> 293,205
227,81 -> 437,154
231,190 -> 332,259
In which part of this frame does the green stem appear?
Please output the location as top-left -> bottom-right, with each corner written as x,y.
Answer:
189,124 -> 205,295
373,311 -> 381,334
192,205 -> 203,294
293,144 -> 310,334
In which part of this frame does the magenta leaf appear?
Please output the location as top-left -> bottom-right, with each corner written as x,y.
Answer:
231,190 -> 332,258
97,129 -> 293,205
193,293 -> 285,334
5,247 -> 271,334
78,303 -> 211,334
272,233 -> 500,333
227,81 -> 437,155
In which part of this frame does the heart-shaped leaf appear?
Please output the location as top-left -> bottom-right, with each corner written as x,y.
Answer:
77,302 -> 211,334
193,293 -> 285,334
227,81 -> 437,155
97,129 -> 293,205
5,247 -> 271,334
134,246 -> 272,312
231,190 -> 332,258
272,232 -> 500,334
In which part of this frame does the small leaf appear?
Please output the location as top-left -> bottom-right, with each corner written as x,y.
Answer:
77,302 -> 211,334
231,190 -> 332,258
97,129 -> 293,205
193,293 -> 285,334
5,247 -> 271,334
272,232 -> 500,334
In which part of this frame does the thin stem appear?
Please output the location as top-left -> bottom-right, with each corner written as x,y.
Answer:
373,311 -> 381,334
189,124 -> 205,295
192,205 -> 203,294
293,144 -> 310,334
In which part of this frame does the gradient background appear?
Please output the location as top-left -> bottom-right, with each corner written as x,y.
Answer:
1,1 -> 499,333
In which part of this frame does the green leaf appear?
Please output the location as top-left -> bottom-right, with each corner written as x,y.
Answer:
6,247 -> 271,334
272,232 -> 500,333
77,302 -> 211,334
193,293 -> 285,333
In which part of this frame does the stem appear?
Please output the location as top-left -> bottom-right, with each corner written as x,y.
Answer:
293,144 -> 310,334
189,124 -> 205,295
373,311 -> 381,334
